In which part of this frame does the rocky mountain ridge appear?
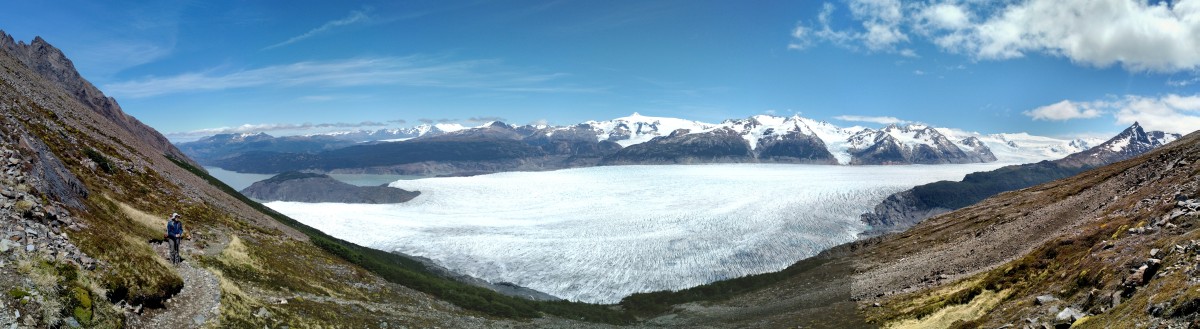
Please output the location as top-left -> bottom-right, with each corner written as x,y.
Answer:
0,31 -> 192,166
181,111 -> 1124,177
862,122 -> 1184,235
184,114 -> 1019,175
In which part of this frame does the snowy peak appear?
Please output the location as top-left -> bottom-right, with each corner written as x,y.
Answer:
1101,122 -> 1179,154
845,124 -> 995,165
584,113 -> 714,147
1059,123 -> 1182,167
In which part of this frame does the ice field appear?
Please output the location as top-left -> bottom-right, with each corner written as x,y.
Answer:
266,163 -> 1008,303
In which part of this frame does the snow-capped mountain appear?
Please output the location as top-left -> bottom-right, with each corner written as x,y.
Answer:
301,113 -> 1103,165
1058,122 -> 1181,167
844,124 -> 996,165
317,123 -> 468,142
184,113 -> 1174,174
583,112 -> 716,147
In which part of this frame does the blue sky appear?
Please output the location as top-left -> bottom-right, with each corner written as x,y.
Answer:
2,0 -> 1199,141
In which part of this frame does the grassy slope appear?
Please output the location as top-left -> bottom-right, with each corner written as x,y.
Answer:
860,132 -> 1200,327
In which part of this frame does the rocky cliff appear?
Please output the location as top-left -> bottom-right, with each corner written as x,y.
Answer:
0,31 -> 192,166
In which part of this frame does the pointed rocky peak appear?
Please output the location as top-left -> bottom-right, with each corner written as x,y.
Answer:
1059,122 -> 1181,168
960,136 -> 986,148
483,121 -> 512,129
0,31 -> 192,163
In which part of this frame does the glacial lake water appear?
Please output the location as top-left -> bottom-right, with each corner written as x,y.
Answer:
263,163 -> 1010,303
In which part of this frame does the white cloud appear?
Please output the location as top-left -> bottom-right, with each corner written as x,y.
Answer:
787,25 -> 812,50
792,0 -> 1200,73
919,3 -> 970,30
793,0 -> 910,54
265,9 -> 371,50
1027,94 -> 1200,134
833,115 -> 908,125
103,56 -> 598,98
1024,100 -> 1104,121
1114,95 -> 1200,134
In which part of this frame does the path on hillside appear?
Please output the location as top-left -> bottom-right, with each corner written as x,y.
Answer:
128,240 -> 222,329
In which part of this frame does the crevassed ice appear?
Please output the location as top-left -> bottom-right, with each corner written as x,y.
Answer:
266,163 -> 1009,303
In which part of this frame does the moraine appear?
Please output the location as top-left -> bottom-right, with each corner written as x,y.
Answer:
265,163 -> 1009,303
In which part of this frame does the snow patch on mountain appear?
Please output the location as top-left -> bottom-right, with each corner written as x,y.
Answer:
936,129 -> 1103,163
584,112 -> 716,147
289,113 -> 1103,164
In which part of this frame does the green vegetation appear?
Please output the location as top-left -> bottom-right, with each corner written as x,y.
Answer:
167,155 -> 636,324
620,246 -> 843,316
83,147 -> 113,174
7,287 -> 31,299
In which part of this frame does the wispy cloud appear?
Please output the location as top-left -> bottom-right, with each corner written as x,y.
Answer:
1168,76 -> 1200,87
792,0 -> 1200,72
167,120 -> 391,139
466,116 -> 507,123
265,8 -> 371,50
418,118 -> 460,124
103,55 -> 600,98
833,115 -> 908,125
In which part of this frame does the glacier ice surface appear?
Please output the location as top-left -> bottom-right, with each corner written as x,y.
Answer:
266,163 -> 1009,303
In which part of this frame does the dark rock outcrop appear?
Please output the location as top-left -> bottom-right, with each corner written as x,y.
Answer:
601,128 -> 754,165
241,172 -> 419,204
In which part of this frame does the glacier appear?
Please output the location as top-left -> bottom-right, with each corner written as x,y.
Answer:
265,163 -> 1010,303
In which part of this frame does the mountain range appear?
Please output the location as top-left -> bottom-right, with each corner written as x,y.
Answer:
179,113 -> 1110,175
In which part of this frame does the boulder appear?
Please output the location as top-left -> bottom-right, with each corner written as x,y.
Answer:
1035,295 -> 1058,305
1055,307 -> 1084,322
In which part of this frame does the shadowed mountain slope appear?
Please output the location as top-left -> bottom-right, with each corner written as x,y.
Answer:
862,122 -> 1182,235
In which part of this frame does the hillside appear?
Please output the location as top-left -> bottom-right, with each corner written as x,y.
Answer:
0,32 -> 634,328
626,127 -> 1200,328
861,122 -> 1181,235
